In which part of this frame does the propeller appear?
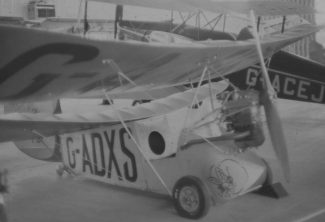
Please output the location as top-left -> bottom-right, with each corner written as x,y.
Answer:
249,11 -> 290,182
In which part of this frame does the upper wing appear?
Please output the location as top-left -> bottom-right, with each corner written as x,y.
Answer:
0,81 -> 228,142
214,1 -> 315,16
0,24 -> 318,102
90,0 -> 315,16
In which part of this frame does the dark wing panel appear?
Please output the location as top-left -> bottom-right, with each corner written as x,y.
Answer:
226,51 -> 325,104
0,82 -> 227,142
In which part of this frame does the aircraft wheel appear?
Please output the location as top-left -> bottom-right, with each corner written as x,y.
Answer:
173,176 -> 210,219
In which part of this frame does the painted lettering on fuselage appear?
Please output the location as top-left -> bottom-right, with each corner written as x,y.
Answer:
244,68 -> 325,103
63,127 -> 137,183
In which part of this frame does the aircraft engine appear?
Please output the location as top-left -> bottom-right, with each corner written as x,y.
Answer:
222,90 -> 265,150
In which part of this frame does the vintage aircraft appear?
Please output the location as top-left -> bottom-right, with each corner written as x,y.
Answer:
109,4 -> 325,106
0,0 -> 321,219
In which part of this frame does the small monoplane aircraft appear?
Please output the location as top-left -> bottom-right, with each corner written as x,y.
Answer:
0,0 -> 321,219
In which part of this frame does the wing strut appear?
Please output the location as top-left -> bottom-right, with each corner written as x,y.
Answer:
103,59 -> 156,100
101,59 -> 172,196
281,16 -> 287,33
114,5 -> 123,39
186,67 -> 209,120
171,12 -> 196,33
102,90 -> 172,196
179,61 -> 232,146
180,65 -> 210,145
257,16 -> 261,32
83,0 -> 90,36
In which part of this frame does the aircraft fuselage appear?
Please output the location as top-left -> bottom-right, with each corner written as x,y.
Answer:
226,51 -> 325,104
58,104 -> 267,199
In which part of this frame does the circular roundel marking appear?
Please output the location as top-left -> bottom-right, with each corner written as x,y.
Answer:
148,131 -> 165,155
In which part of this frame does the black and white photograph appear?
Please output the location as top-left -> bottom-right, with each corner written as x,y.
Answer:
0,0 -> 325,221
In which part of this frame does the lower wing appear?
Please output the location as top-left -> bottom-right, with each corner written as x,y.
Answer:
0,81 -> 228,143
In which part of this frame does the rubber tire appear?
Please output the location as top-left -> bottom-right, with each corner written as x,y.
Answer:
173,176 -> 211,219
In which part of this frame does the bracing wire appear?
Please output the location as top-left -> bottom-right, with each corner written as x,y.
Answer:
103,59 -> 156,100
101,88 -> 172,196
74,0 -> 85,32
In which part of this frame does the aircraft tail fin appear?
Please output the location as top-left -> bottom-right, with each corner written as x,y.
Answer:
14,135 -> 62,162
5,100 -> 62,162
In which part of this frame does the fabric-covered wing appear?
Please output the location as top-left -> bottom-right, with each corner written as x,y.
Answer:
71,84 -> 188,100
90,0 -> 315,16
214,1 -> 315,16
0,81 -> 228,142
0,24 -> 318,102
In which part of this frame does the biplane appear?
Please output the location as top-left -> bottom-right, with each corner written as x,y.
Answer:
0,0 -> 321,219
111,4 -> 325,105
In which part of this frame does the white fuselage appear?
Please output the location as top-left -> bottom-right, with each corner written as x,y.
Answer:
60,101 -> 267,200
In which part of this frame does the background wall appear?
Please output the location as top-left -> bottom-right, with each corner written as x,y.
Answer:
0,0 -> 324,62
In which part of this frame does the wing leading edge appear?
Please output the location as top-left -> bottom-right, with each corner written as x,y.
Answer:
0,81 -> 228,142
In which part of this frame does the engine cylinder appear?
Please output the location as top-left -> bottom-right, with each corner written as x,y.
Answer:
222,90 -> 265,149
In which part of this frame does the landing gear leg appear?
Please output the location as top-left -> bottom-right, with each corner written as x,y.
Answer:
56,165 -> 65,177
56,164 -> 75,178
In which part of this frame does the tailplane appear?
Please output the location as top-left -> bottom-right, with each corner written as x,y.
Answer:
5,100 -> 62,162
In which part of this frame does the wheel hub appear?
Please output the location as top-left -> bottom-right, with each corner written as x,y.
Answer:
179,186 -> 200,212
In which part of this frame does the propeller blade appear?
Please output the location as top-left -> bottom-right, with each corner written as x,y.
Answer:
249,10 -> 290,182
262,93 -> 290,182
249,11 -> 274,98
